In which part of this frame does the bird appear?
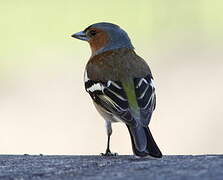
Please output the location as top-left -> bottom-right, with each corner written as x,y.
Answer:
71,22 -> 162,158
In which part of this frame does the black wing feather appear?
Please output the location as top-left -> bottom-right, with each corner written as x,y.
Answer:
85,79 -> 135,124
85,74 -> 155,126
134,74 -> 156,126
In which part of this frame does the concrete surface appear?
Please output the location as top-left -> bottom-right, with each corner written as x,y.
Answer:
0,155 -> 222,180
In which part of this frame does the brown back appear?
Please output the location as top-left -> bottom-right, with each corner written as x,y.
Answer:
86,48 -> 152,81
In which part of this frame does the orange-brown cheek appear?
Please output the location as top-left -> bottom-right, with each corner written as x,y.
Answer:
89,32 -> 108,54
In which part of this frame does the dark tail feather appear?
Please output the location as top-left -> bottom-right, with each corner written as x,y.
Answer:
126,125 -> 162,158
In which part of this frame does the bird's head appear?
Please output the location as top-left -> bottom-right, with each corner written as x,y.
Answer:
72,22 -> 134,56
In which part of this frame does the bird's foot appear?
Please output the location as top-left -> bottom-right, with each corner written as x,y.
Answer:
100,149 -> 118,156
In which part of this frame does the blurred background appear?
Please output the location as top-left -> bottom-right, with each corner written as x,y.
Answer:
0,0 -> 222,155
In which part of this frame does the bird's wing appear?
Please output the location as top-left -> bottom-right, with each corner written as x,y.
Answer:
134,74 -> 156,126
84,71 -> 137,126
85,71 -> 155,126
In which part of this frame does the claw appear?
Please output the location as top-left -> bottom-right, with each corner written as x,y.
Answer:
100,152 -> 118,156
100,150 -> 118,156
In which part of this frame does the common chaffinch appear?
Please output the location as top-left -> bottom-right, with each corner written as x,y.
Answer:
72,22 -> 162,158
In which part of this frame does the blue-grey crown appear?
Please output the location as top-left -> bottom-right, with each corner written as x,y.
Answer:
88,22 -> 134,54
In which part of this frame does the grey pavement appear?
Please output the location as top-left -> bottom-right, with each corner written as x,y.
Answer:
0,155 -> 222,180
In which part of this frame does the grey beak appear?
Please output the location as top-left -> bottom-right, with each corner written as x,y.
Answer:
71,31 -> 88,41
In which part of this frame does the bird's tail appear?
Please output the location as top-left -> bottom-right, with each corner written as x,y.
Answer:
126,124 -> 162,158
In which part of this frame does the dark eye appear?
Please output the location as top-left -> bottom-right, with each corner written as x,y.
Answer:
89,30 -> 97,36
